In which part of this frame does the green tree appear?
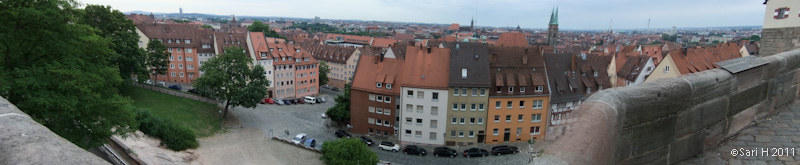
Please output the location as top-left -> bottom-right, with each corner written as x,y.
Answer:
326,84 -> 350,122
193,47 -> 270,119
319,61 -> 330,86
145,40 -> 170,82
321,138 -> 379,165
0,0 -> 137,148
78,4 -> 148,81
749,35 -> 761,41
248,21 -> 284,39
201,24 -> 213,29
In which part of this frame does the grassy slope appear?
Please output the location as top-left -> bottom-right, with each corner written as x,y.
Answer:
120,85 -> 220,137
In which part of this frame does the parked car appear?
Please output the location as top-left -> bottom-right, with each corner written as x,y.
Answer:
260,98 -> 274,104
321,113 -> 328,119
491,145 -> 519,155
303,138 -> 317,148
359,136 -> 374,146
297,98 -> 306,104
274,99 -> 285,105
402,145 -> 427,156
321,84 -> 330,89
303,96 -> 316,104
168,85 -> 182,90
378,141 -> 400,152
283,99 -> 292,105
157,82 -> 167,87
433,147 -> 458,157
316,97 -> 327,103
331,87 -> 339,91
144,79 -> 154,85
463,148 -> 489,158
187,88 -> 199,94
291,133 -> 307,145
334,130 -> 351,138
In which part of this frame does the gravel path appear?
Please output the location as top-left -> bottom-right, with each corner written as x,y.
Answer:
194,128 -> 323,165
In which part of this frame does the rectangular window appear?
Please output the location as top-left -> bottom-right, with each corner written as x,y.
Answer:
494,115 -> 500,122
188,73 -> 194,77
171,72 -> 176,77
405,130 -> 412,136
369,94 -> 375,101
384,120 -> 390,127
185,39 -> 190,44
506,115 -> 511,122
497,87 -> 502,93
406,104 -> 413,112
384,108 -> 390,115
179,64 -> 183,69
432,92 -> 439,101
468,131 -> 475,137
451,118 -> 457,124
407,90 -> 413,97
376,108 -> 383,114
461,88 -> 467,95
417,91 -> 424,99
536,86 -> 543,92
478,118 -> 484,124
415,131 -> 422,137
170,64 -> 175,69
377,95 -> 383,102
452,104 -> 458,110
472,88 -> 478,96
406,117 -> 412,124
480,88 -> 486,96
368,106 -> 375,113
520,87 -> 526,93
479,104 -> 485,111
460,104 -> 466,111
530,127 -> 541,135
416,105 -> 423,113
430,120 -> 437,128
519,101 -> 525,108
495,101 -> 501,108
376,119 -> 383,126
533,100 -> 543,109
517,128 -> 523,136
385,96 -> 391,103
430,132 -> 437,140
776,8 -> 790,19
458,131 -> 464,137
179,72 -> 184,77
532,114 -> 542,122
470,104 -> 476,111
518,115 -> 524,122
453,88 -> 459,96
368,118 -> 375,124
469,118 -> 475,124
169,55 -> 173,60
459,118 -> 465,124
507,101 -> 512,109
451,131 -> 456,137
665,66 -> 670,72
493,129 -> 499,135
177,48 -> 182,52
187,65 -> 194,69
186,48 -> 193,53
431,106 -> 438,115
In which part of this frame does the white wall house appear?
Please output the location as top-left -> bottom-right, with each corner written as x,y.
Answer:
398,87 -> 449,146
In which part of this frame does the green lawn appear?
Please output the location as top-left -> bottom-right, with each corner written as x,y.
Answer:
120,85 -> 221,137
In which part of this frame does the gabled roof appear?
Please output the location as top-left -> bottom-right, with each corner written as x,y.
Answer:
400,45 -> 451,89
617,55 -> 651,82
489,46 -> 549,96
448,43 -> 491,87
668,43 -> 742,75
352,50 -> 405,95
497,32 -> 529,47
544,53 -> 612,103
303,43 -> 356,64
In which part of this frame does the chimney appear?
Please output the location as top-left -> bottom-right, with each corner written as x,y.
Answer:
379,52 -> 385,62
522,54 -> 528,65
427,47 -> 432,54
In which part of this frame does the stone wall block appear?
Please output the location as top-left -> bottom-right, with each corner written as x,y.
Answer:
675,97 -> 729,137
728,106 -> 758,137
769,70 -> 794,96
616,78 -> 690,128
680,69 -> 734,104
775,85 -> 798,109
704,120 -> 729,146
668,132 -> 705,164
631,116 -> 676,155
620,146 -> 669,165
729,83 -> 767,116
774,48 -> 800,72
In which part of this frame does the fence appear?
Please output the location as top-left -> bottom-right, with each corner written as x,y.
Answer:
131,83 -> 217,104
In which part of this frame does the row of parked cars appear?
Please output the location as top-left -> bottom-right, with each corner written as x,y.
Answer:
320,84 -> 340,91
333,130 -> 519,158
261,96 -> 327,105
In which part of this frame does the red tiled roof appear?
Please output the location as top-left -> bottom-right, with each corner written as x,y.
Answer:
400,45 -> 450,89
497,32 -> 528,47
371,38 -> 397,48
352,52 -> 404,95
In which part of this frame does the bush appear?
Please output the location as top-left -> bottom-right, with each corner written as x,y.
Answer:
136,110 -> 199,151
321,138 -> 378,165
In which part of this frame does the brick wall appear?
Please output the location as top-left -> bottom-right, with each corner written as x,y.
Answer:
534,49 -> 800,165
760,27 -> 800,56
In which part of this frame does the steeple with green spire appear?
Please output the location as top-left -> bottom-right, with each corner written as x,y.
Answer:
549,7 -> 559,25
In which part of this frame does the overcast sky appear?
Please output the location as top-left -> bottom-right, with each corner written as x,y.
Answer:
77,0 -> 765,30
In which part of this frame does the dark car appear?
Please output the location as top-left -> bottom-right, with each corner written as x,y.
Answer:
402,145 -> 427,156
463,148 -> 489,158
283,100 -> 292,105
491,145 -> 519,155
187,88 -> 199,94
168,85 -> 182,90
297,98 -> 306,104
359,136 -> 374,146
334,130 -> 351,138
433,147 -> 457,158
331,87 -> 339,91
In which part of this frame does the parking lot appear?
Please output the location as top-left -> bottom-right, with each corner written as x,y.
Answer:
231,89 -> 543,165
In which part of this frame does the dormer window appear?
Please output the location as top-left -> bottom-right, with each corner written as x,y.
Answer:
586,88 -> 592,94
261,53 -> 267,57
461,69 -> 467,79
176,40 -> 181,44
594,71 -> 598,77
536,86 -> 543,92
185,39 -> 191,44
520,87 -> 526,93
508,87 -> 514,93
386,84 -> 392,89
296,49 -> 300,53
270,48 -> 274,52
376,82 -> 383,88
279,48 -> 282,52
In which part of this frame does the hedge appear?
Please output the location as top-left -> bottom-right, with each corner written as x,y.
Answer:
136,109 -> 199,151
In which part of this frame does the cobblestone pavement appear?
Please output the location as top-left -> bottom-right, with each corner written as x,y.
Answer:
230,92 -> 548,165
680,103 -> 800,165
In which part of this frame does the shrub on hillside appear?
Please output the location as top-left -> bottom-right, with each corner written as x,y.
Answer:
135,110 -> 199,151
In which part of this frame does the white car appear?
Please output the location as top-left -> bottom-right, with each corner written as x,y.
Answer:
291,133 -> 307,145
303,96 -> 316,105
321,113 -> 328,119
378,141 -> 400,152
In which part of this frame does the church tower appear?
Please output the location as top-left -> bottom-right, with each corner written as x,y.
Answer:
547,7 -> 559,46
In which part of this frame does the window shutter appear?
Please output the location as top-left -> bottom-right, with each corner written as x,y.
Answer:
786,8 -> 791,18
775,9 -> 781,19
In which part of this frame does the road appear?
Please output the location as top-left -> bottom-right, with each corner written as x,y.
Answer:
230,91 -> 540,165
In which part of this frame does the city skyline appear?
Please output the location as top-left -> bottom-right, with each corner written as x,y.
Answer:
79,0 -> 764,30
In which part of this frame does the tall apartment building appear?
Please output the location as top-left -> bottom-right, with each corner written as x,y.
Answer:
398,45 -> 451,146
247,32 -> 276,94
350,46 -> 404,137
444,43 -> 491,146
303,43 -> 371,89
293,46 -> 320,98
486,46 -> 550,144
267,38 -> 298,99
135,24 -> 214,84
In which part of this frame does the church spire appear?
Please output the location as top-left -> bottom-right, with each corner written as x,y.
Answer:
549,7 -> 559,25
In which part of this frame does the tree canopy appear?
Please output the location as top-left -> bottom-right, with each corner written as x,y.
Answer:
78,4 -> 148,81
248,21 -> 285,39
193,47 -> 270,119
145,39 -> 170,81
321,138 -> 379,165
319,61 -> 330,86
0,0 -> 138,148
326,84 -> 350,122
